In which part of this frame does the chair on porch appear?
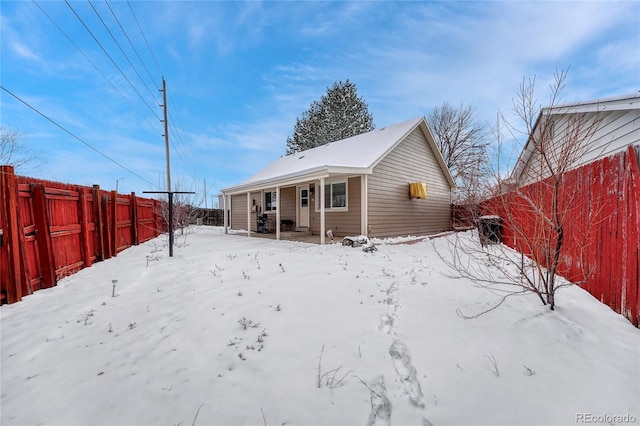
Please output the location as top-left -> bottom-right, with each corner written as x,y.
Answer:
257,214 -> 269,233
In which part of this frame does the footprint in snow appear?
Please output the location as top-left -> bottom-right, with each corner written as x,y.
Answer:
389,340 -> 425,408
378,314 -> 395,335
365,375 -> 392,426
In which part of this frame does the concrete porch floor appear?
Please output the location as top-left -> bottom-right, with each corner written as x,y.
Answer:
228,230 -> 332,245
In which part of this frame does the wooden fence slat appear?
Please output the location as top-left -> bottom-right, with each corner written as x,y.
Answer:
624,146 -> 640,324
620,148 -> 630,318
92,185 -> 105,261
614,154 -> 624,313
102,193 -> 112,260
44,187 -> 80,198
32,183 -> 56,290
49,224 -> 82,235
79,188 -> 92,268
131,192 -> 139,246
110,191 -> 117,256
1,166 -> 23,302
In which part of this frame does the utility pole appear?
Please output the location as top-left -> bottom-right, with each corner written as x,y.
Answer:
160,78 -> 171,192
147,78 -> 191,257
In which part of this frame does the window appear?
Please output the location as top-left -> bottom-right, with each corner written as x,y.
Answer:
264,191 -> 277,211
316,181 -> 347,211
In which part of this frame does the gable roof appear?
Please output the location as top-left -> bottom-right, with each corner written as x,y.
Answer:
511,92 -> 640,183
222,117 -> 456,194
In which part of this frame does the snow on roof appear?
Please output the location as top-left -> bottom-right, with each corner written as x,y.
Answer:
223,117 -> 425,192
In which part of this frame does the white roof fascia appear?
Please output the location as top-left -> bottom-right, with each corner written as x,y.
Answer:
420,119 -> 457,190
326,165 -> 374,175
369,118 -> 456,190
546,92 -> 640,115
510,111 -> 543,182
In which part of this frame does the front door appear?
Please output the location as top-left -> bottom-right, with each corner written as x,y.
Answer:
298,185 -> 310,228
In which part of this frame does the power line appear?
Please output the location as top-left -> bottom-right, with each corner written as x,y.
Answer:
123,0 -> 197,180
104,0 -> 157,85
31,1 -> 194,189
32,0 -> 161,134
64,0 -> 161,121
88,0 -> 160,105
169,134 -> 196,180
123,1 -> 199,182
1,85 -> 159,188
168,111 -> 198,179
127,0 -> 163,77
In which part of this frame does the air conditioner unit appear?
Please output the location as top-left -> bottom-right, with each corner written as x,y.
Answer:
409,182 -> 428,199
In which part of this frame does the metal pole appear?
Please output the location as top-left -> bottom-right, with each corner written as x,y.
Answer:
168,192 -> 174,257
162,78 -> 171,192
143,190 -> 193,259
204,178 -> 207,225
116,177 -> 124,193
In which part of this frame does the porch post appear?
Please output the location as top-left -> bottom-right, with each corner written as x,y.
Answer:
361,175 -> 368,236
320,177 -> 325,244
246,192 -> 251,237
223,193 -> 228,234
276,186 -> 281,241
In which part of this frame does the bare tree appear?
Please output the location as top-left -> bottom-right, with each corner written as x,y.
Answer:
0,127 -> 43,173
152,176 -> 215,246
427,103 -> 490,204
440,70 -> 604,314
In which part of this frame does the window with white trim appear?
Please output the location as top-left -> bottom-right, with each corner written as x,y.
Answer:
316,181 -> 347,211
264,191 -> 277,211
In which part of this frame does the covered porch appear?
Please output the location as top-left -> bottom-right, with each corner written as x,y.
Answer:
226,229 -> 327,245
222,173 -> 368,245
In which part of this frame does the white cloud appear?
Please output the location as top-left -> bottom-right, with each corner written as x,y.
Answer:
596,38 -> 640,76
10,40 -> 43,63
141,1 -> 267,57
2,0 -> 637,192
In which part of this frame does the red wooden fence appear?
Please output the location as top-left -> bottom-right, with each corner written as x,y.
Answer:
484,145 -> 639,326
0,166 -> 165,304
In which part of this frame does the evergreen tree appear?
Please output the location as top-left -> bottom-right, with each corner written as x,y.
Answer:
285,80 -> 375,155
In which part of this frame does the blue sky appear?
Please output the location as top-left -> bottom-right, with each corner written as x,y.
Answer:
1,1 -> 638,205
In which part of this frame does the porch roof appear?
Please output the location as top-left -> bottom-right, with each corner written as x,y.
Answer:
222,117 -> 440,194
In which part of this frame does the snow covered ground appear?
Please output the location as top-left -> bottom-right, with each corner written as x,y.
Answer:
1,227 -> 638,426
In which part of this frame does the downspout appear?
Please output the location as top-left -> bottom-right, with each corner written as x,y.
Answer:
361,175 -> 368,236
276,186 -> 281,241
246,192 -> 251,238
320,177 -> 326,244
223,192 -> 228,234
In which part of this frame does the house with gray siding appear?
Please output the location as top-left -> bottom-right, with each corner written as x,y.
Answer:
220,117 -> 456,243
512,92 -> 640,185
